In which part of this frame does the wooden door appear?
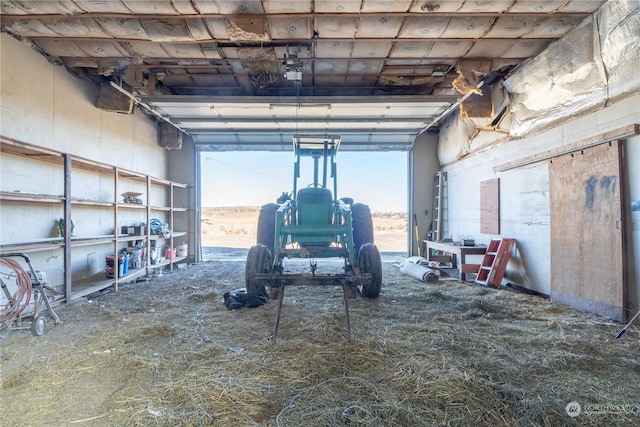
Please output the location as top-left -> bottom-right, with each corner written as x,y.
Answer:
549,141 -> 625,321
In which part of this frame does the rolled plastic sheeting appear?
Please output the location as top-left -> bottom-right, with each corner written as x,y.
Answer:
401,256 -> 429,266
400,261 -> 440,283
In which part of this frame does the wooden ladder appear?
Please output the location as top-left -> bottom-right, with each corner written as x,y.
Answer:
431,171 -> 445,241
474,238 -> 516,287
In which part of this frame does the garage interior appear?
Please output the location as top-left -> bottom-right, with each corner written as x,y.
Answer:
1,1 -> 639,425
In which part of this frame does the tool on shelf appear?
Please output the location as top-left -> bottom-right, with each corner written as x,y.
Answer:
121,192 -> 143,204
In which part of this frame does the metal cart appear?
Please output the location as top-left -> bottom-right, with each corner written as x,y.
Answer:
0,253 -> 62,336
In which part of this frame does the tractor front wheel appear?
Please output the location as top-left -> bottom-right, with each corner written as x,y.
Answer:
358,243 -> 382,298
245,244 -> 272,299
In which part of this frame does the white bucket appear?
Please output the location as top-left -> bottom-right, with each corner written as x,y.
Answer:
177,243 -> 188,257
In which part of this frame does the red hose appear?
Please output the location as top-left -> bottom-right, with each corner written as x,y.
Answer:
0,258 -> 32,322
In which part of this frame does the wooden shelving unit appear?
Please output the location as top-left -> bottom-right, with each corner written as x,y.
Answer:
474,238 -> 516,288
0,136 -> 190,302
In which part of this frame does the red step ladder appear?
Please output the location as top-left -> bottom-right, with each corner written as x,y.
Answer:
474,238 -> 516,287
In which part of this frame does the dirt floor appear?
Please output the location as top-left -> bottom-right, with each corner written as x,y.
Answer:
1,209 -> 639,426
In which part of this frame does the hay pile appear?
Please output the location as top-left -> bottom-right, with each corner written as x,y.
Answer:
1,252 -> 639,426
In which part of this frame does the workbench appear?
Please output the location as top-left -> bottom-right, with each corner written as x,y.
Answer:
424,241 -> 487,282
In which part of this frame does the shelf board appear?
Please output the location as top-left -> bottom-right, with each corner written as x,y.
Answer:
1,137 -> 64,166
70,275 -> 114,300
52,261 -> 188,302
71,198 -> 114,207
148,256 -> 187,269
149,206 -> 171,212
1,241 -> 65,254
1,193 -> 121,209
1,191 -> 65,203
2,137 -> 188,189
1,235 -> 130,253
150,177 -> 173,186
145,231 -> 187,240
118,170 -> 147,180
71,237 -> 115,247
71,157 -> 114,174
117,203 -> 146,210
149,177 -> 188,188
118,235 -> 147,243
70,268 -> 147,300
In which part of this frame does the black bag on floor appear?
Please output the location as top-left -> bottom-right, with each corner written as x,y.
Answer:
223,288 -> 267,310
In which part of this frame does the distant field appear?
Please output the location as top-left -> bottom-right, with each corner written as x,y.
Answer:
201,206 -> 408,252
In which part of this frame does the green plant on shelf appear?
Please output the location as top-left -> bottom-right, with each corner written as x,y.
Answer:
56,218 -> 76,238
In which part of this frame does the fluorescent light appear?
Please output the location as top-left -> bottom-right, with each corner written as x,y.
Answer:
285,70 -> 302,81
431,67 -> 447,77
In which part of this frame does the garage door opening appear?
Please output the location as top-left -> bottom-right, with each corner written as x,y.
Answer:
199,150 -> 408,254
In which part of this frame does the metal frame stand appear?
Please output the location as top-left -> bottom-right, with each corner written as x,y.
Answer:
270,282 -> 355,344
1,253 -> 62,336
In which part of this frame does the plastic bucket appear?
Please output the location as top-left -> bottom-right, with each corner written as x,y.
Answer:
106,254 -> 124,278
165,248 -> 177,259
130,249 -> 142,269
177,243 -> 188,257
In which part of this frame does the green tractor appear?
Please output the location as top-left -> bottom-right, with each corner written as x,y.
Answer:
245,134 -> 382,341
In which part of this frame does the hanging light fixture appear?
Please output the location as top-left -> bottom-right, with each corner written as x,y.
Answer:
431,65 -> 447,77
283,53 -> 303,82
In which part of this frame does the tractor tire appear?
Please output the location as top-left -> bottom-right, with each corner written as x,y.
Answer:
256,203 -> 279,252
358,243 -> 382,298
351,202 -> 374,251
245,244 -> 272,299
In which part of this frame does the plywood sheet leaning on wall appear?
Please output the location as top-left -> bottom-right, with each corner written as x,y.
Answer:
480,178 -> 499,234
549,141 -> 625,321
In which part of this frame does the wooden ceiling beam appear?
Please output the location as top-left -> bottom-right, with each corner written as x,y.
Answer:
26,36 -> 557,43
0,11 -> 593,20
57,56 -> 507,64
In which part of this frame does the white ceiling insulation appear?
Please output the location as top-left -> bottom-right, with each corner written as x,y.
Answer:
0,0 -> 607,150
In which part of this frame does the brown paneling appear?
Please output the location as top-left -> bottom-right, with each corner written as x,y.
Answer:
549,141 -> 625,321
480,178 -> 499,234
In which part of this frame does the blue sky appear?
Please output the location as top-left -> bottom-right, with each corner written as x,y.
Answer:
200,151 -> 408,212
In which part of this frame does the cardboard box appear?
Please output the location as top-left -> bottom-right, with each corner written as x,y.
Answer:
121,225 -> 145,236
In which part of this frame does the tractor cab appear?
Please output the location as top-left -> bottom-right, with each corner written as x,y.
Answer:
292,135 -> 339,226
